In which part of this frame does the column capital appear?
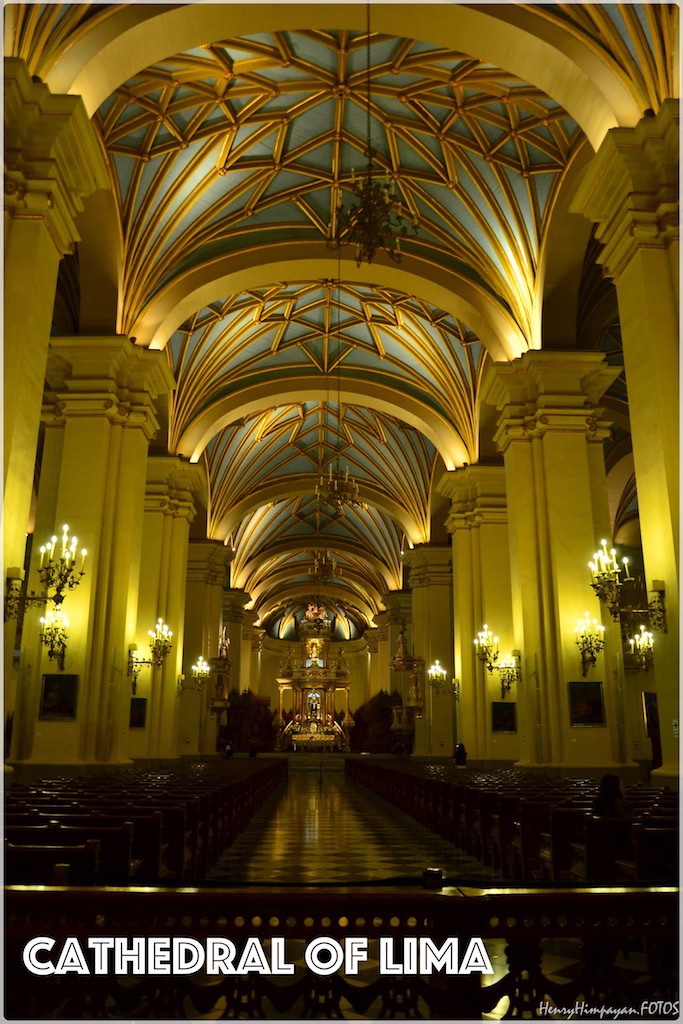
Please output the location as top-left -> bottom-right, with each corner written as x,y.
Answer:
403,544 -> 452,590
145,457 -> 205,522
364,628 -> 379,654
439,465 -> 508,533
187,540 -> 230,587
381,590 -> 412,625
4,58 -> 109,255
43,336 -> 175,442
571,101 -> 678,280
223,588 -> 251,624
486,352 -> 617,455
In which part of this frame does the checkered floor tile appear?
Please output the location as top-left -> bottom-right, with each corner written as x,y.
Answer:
209,763 -> 497,885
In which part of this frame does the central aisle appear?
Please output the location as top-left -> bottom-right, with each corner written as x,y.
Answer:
210,758 -> 496,884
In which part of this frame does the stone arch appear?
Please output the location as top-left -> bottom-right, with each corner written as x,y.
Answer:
47,5 -> 641,146
538,141 -> 596,350
134,244 -> 525,361
213,482 -> 426,550
178,375 -> 468,472
235,539 -> 398,593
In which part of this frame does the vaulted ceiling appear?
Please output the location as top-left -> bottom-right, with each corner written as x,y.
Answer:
13,4 -> 676,634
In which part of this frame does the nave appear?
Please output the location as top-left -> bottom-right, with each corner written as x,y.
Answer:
209,758 -> 495,886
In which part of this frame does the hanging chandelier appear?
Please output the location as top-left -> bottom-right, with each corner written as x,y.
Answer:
314,269 -> 367,514
308,548 -> 340,582
328,4 -> 416,266
316,464 -> 367,512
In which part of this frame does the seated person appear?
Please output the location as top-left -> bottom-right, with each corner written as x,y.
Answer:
592,774 -> 632,818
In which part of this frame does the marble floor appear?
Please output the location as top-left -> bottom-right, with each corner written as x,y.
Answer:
207,760 -> 652,1020
210,758 -> 497,885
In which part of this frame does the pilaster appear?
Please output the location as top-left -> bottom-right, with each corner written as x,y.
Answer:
572,102 -> 679,786
3,60 -> 110,590
488,351 -> 627,770
440,465 -> 516,762
181,541 -> 230,754
134,458 -> 205,761
8,337 -> 173,770
403,546 -> 454,756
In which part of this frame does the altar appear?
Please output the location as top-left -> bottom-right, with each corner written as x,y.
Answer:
291,732 -> 338,752
275,604 -> 353,753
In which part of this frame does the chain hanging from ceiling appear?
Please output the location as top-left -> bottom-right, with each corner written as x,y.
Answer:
327,3 -> 417,266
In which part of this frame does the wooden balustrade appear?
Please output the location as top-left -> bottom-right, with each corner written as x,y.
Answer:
4,885 -> 677,1019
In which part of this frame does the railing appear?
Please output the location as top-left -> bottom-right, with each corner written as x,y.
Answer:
5,886 -> 678,1019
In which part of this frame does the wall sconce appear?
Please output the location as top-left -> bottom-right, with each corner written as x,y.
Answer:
5,524 -> 87,620
496,652 -> 521,697
627,624 -> 654,672
39,608 -> 69,671
427,659 -> 448,695
574,612 -> 606,677
177,655 -> 211,695
127,618 -> 173,693
474,625 -> 499,673
588,539 -> 630,620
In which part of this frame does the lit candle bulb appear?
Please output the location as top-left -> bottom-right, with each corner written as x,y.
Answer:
50,536 -> 57,559
39,546 -> 45,569
623,557 -> 630,579
80,549 -> 87,571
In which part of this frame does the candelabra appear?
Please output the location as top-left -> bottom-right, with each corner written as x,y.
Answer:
627,624 -> 654,672
315,466 -> 367,511
496,652 -> 521,697
177,655 -> 211,695
309,549 -> 339,582
427,659 -> 448,695
39,608 -> 69,671
588,539 -> 631,620
325,3 -> 417,266
574,613 -> 606,677
5,524 -> 87,620
127,618 -> 173,693
330,169 -> 417,266
474,625 -> 499,673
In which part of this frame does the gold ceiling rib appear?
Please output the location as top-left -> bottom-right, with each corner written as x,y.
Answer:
10,7 -> 675,630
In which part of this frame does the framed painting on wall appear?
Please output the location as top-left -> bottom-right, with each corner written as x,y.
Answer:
39,674 -> 78,721
568,680 -> 605,727
129,697 -> 147,729
491,701 -> 516,733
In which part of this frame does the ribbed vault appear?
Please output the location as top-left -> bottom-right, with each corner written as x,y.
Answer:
9,3 -> 674,636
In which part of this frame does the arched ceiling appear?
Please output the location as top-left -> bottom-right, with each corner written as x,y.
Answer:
12,3 -> 676,638
168,281 -> 486,460
95,29 -> 584,345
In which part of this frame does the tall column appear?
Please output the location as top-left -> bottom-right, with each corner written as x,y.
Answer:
441,465 -> 517,763
181,541 -> 230,754
9,338 -> 173,768
3,60 -> 109,715
403,546 -> 453,757
383,590 -> 412,695
572,102 -> 679,786
364,626 -> 380,696
223,589 -> 251,692
488,351 -> 625,769
133,458 -> 204,760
